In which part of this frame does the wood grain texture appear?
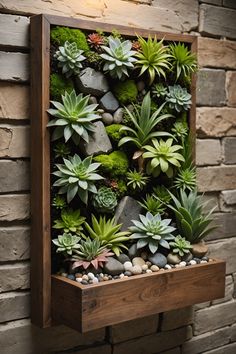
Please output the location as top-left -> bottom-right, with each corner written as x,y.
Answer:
0,13 -> 29,49
52,260 -> 225,333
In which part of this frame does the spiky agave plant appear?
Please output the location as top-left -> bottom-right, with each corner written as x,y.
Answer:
166,85 -> 192,112
54,41 -> 86,78
139,194 -> 166,215
52,233 -> 81,256
143,138 -> 185,177
53,154 -> 104,204
85,215 -> 130,256
129,212 -> 176,254
153,185 -> 172,204
174,166 -> 196,192
127,170 -> 149,191
100,36 -> 137,79
169,42 -> 197,82
47,90 -> 100,145
169,235 -> 192,257
53,208 -> 86,234
135,36 -> 171,85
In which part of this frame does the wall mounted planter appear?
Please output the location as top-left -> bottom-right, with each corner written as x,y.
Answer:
30,14 -> 226,332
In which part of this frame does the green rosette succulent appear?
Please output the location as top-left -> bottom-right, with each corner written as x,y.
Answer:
52,233 -> 81,256
139,194 -> 166,215
52,195 -> 67,210
169,235 -> 192,257
53,208 -> 86,234
54,41 -> 86,78
152,83 -> 168,99
166,85 -> 192,112
171,121 -> 188,140
92,187 -> 118,213
127,170 -> 149,191
169,42 -> 197,82
174,166 -> 196,192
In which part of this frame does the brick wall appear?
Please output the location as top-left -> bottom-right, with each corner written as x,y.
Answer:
0,1 -> 235,353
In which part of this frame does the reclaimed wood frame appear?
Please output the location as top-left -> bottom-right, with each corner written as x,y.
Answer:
30,14 -> 225,332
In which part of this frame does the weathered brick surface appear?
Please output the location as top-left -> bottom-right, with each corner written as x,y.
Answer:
196,69 -> 226,106
0,160 -> 29,193
200,4 -> 236,39
194,301 -> 236,335
109,314 -> 159,343
0,125 -> 30,158
212,275 -> 234,304
61,345 -> 112,354
208,238 -> 236,274
226,71 -> 236,107
206,212 -> 236,241
198,37 -> 236,69
161,307 -> 193,331
0,291 -> 30,323
200,342 -> 236,354
0,195 -> 30,221
0,52 -> 29,82
160,348 -> 180,354
194,301 -> 211,311
223,0 -> 236,9
113,326 -> 192,354
0,263 -> 30,293
196,107 -> 236,137
183,326 -> 231,354
201,193 -> 220,212
196,139 -> 221,166
231,323 -> 236,342
0,83 -> 29,120
197,166 -> 236,192
222,137 -> 236,164
0,14 -> 29,48
220,190 -> 236,211
0,226 -> 30,261
200,0 -> 221,4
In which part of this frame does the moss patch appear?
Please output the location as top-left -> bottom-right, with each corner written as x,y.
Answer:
51,26 -> 89,51
50,73 -> 74,101
94,151 -> 129,177
113,80 -> 138,105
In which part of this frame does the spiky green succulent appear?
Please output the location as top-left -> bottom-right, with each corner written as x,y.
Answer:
169,42 -> 197,82
92,187 -> 117,213
52,195 -> 67,210
47,90 -> 100,145
100,36 -> 136,79
135,36 -> 171,85
169,235 -> 192,257
171,121 -> 188,140
53,208 -> 86,234
127,170 -> 149,191
53,142 -> 71,159
139,195 -> 166,215
143,138 -> 185,178
53,154 -> 104,204
152,83 -> 168,99
52,233 -> 81,256
174,166 -> 196,192
71,238 -> 113,269
129,212 -> 175,254
166,85 -> 192,112
85,215 -> 130,256
153,185 -> 172,204
54,41 -> 86,78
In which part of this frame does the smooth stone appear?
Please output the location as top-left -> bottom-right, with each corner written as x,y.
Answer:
148,253 -> 167,268
103,276 -> 109,281
99,91 -> 119,113
88,279 -> 93,284
75,273 -> 83,278
124,261 -> 133,271
167,253 -> 181,265
127,104 -> 134,112
146,261 -> 152,268
132,257 -> 146,267
137,81 -> 145,92
130,265 -> 142,275
76,277 -> 82,283
150,265 -> 159,272
146,269 -> 152,273
61,272 -> 68,277
103,257 -> 125,276
108,275 -> 113,280
193,257 -> 201,264
128,243 -> 140,260
81,280 -> 88,285
113,107 -> 124,123
189,260 -> 197,266
140,251 -> 148,261
87,272 -> 95,280
124,271 -> 132,276
97,108 -> 105,113
67,274 -> 75,280
182,252 -> 193,262
102,112 -> 113,125
75,67 -> 109,96
115,196 -> 142,232
179,261 -> 187,267
202,256 -> 209,261
191,241 -> 209,258
82,274 -> 89,281
117,253 -> 131,264
92,277 -> 99,284
142,264 -> 148,271
79,121 -> 112,156
201,260 -> 208,264
89,96 -> 98,104
164,264 -> 172,270
119,273 -> 125,278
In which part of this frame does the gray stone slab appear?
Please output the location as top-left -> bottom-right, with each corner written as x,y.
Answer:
115,196 -> 142,231
196,69 -> 226,106
75,67 -> 109,97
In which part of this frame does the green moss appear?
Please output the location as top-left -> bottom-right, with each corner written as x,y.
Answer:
85,50 -> 103,70
50,73 -> 74,101
116,179 -> 127,197
94,151 -> 129,176
113,80 -> 138,105
105,124 -> 126,143
51,26 -> 89,51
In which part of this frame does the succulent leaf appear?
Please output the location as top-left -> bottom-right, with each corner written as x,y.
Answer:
166,85 -> 192,112
92,187 -> 117,213
52,233 -> 81,256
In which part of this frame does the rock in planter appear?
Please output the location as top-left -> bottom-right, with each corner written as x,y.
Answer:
113,108 -> 124,123
103,257 -> 124,276
167,253 -> 181,265
79,121 -> 112,156
115,196 -> 142,231
148,253 -> 167,268
99,91 -> 119,113
102,112 -> 113,125
75,67 -> 109,96
191,240 -> 208,258
132,257 -> 145,267
117,253 -> 131,264
128,244 -> 140,260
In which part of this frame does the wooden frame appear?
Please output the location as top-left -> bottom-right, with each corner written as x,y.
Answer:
30,14 -> 224,332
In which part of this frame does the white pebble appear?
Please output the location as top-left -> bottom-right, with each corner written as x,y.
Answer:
132,257 -> 145,267
124,261 -> 133,271
92,277 -> 99,284
87,272 -> 95,280
146,261 -> 152,267
142,264 -> 148,271
61,272 -> 68,277
179,261 -> 187,267
146,269 -> 153,273
82,274 -> 89,281
189,260 -> 197,265
165,264 -> 172,270
99,273 -> 104,278
200,260 -> 208,264
119,273 -> 125,278
150,265 -> 159,272
130,265 -> 142,275
76,277 -> 83,283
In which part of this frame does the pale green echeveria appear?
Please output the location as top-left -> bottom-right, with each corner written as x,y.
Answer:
166,85 -> 192,112
92,187 -> 117,214
47,90 -> 100,145
53,208 -> 86,234
169,235 -> 192,257
53,154 -> 104,204
129,212 -> 176,254
54,41 -> 86,78
100,36 -> 137,80
52,232 -> 81,256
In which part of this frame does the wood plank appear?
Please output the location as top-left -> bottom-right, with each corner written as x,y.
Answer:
0,13 -> 29,49
0,83 -> 29,120
52,260 -> 225,333
0,52 -> 29,82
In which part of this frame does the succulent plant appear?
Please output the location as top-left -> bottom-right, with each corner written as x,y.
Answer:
47,90 -> 100,145
169,42 -> 197,82
71,238 -> 113,269
171,121 -> 188,140
143,138 -> 185,178
87,33 -> 105,49
166,85 -> 192,112
153,185 -> 172,204
52,195 -> 67,210
174,166 -> 196,192
127,170 -> 149,191
54,41 -> 86,78
85,215 -> 130,256
169,235 -> 192,257
139,195 -> 166,215
92,187 -> 118,213
53,142 -> 71,159
168,189 -> 217,244
53,154 -> 104,204
53,208 -> 86,234
152,83 -> 168,99
135,36 -> 171,85
129,212 -> 175,254
52,233 -> 81,256
100,36 -> 137,79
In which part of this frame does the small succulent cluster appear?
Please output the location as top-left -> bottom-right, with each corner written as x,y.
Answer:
166,85 -> 192,112
92,187 -> 117,213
